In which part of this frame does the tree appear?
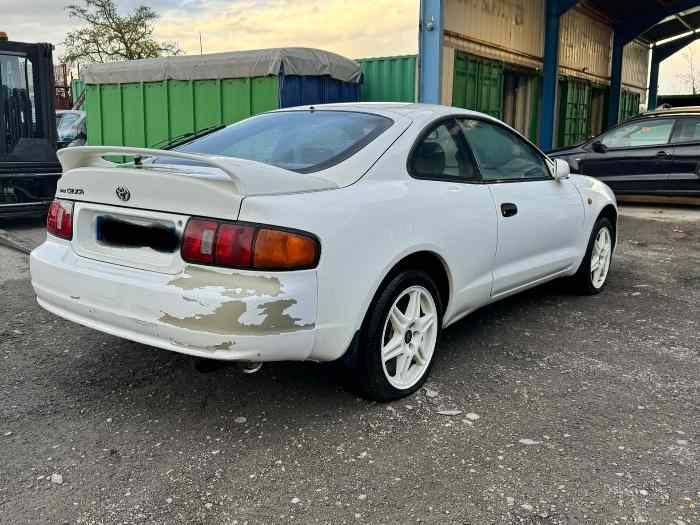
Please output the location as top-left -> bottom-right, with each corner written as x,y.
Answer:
677,42 -> 700,95
62,0 -> 180,66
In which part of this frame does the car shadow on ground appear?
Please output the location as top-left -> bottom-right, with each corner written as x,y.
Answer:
45,274 -> 599,420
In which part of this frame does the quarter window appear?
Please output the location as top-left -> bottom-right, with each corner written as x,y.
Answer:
409,119 -> 478,181
458,119 -> 550,181
600,119 -> 675,149
671,117 -> 700,143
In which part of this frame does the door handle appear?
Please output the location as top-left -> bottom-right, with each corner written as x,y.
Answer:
657,151 -> 671,158
501,202 -> 518,218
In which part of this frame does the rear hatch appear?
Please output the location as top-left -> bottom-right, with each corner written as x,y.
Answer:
54,148 -> 339,274
58,165 -> 244,274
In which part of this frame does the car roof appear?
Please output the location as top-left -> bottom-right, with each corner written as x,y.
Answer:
636,106 -> 700,118
270,102 -> 500,126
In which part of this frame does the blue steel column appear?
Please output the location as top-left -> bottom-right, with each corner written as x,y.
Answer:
607,32 -> 625,128
418,0 -> 444,104
647,34 -> 700,112
539,0 -> 577,151
648,51 -> 661,111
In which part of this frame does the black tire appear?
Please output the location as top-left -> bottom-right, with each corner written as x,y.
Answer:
344,269 -> 443,402
571,216 -> 614,295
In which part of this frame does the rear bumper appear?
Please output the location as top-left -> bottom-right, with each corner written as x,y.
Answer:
30,239 -> 318,361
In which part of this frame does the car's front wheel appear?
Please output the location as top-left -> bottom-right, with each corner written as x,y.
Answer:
571,216 -> 614,294
348,270 -> 442,401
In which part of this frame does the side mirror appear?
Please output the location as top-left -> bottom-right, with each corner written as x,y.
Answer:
592,140 -> 607,153
552,158 -> 570,180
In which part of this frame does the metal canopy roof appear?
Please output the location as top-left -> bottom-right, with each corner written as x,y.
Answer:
585,0 -> 700,44
640,6 -> 700,42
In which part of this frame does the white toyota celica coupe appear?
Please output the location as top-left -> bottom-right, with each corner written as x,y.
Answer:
30,103 -> 616,401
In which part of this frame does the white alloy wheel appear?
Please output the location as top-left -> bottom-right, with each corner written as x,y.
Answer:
590,226 -> 612,289
380,285 -> 438,390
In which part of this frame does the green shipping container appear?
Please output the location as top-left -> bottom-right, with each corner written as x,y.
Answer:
71,79 -> 85,105
357,55 -> 416,102
619,89 -> 641,122
558,77 -> 592,147
452,52 -> 503,119
82,48 -> 362,149
84,77 -> 279,148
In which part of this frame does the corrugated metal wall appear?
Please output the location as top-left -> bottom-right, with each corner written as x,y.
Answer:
619,90 -> 642,121
441,0 -> 651,134
452,51 -> 504,119
280,76 -> 360,107
444,0 -> 545,64
357,56 -> 416,102
559,7 -> 612,83
622,40 -> 651,93
558,77 -> 592,146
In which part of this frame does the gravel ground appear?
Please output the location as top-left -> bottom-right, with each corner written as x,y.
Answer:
0,208 -> 698,524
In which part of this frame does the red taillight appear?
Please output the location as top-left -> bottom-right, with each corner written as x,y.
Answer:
215,223 -> 254,267
181,219 -> 218,264
46,199 -> 74,240
181,218 -> 319,270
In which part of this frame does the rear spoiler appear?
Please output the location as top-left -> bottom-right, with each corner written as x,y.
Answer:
56,146 -> 338,196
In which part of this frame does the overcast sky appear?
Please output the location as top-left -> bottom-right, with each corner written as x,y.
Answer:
0,0 -> 694,97
0,0 -> 420,61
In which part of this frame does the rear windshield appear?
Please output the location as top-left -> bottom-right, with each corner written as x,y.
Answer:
169,110 -> 393,173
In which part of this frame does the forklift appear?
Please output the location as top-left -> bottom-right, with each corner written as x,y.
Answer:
0,32 -> 61,218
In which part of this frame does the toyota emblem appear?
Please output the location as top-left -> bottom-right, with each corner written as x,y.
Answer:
115,186 -> 131,202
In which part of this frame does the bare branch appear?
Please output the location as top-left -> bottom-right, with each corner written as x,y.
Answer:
61,0 -> 182,67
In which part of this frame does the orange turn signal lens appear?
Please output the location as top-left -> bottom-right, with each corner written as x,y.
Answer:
253,228 -> 319,270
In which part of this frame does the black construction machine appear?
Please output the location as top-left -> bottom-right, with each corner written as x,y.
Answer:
0,33 -> 61,218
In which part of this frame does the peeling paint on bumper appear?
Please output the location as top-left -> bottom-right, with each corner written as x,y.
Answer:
30,239 -> 318,361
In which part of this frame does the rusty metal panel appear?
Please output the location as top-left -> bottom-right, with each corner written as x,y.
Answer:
444,0 -> 545,61
622,40 -> 650,91
443,36 -> 542,71
559,7 -> 612,84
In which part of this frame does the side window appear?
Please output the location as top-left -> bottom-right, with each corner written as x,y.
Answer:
672,117 -> 700,143
409,119 -> 478,181
458,119 -> 550,181
600,119 -> 674,149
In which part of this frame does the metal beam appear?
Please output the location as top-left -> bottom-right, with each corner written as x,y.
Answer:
676,14 -> 693,32
648,58 -> 661,110
538,0 -> 578,151
654,31 -> 700,62
607,32 -> 625,128
616,0 -> 700,45
418,0 -> 444,104
648,32 -> 700,110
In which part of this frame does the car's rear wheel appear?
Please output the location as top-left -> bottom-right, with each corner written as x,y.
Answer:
347,270 -> 442,401
571,216 -> 614,294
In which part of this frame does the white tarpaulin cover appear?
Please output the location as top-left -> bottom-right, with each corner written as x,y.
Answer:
82,47 -> 362,85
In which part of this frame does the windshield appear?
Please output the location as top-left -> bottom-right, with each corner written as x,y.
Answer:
1,53 -> 37,156
56,113 -> 80,141
170,110 -> 393,173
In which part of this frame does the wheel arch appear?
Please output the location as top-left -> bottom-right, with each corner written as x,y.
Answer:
598,204 -> 618,246
361,250 -> 452,330
340,249 -> 452,368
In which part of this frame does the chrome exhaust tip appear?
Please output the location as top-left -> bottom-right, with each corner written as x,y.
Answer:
238,361 -> 263,374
